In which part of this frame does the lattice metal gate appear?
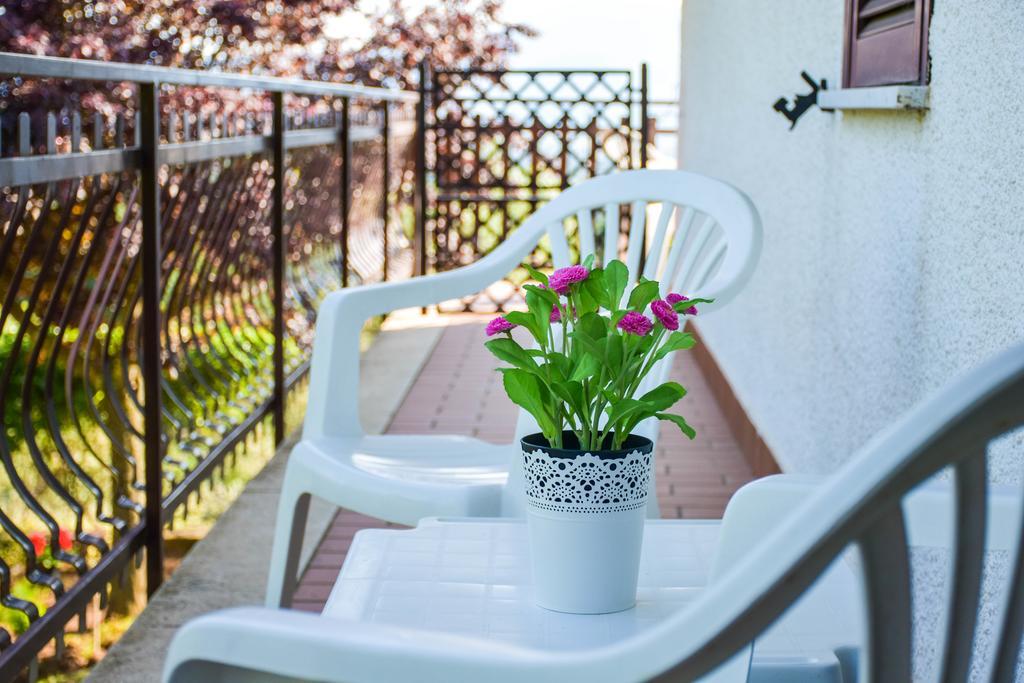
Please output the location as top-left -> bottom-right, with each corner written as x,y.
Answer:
419,65 -> 650,310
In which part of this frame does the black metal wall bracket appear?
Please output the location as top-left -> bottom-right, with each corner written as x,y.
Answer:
773,71 -> 830,130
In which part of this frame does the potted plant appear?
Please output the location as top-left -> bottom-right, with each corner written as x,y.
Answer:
484,258 -> 707,614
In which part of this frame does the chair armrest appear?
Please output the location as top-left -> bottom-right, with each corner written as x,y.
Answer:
163,607 -> 592,683
304,223 -> 543,439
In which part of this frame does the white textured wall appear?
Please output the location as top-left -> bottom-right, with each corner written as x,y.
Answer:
679,2 -> 1024,680
679,0 -> 1024,478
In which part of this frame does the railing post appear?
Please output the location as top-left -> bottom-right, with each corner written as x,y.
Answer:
637,63 -> 650,275
639,62 -> 649,169
381,101 -> 390,281
271,91 -> 286,445
415,60 -> 428,278
339,97 -> 351,288
139,81 -> 164,596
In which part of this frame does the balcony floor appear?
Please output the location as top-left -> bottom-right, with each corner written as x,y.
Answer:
291,315 -> 754,613
87,313 -> 754,682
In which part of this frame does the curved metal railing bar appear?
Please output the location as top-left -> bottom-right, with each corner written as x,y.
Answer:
0,51 -> 417,675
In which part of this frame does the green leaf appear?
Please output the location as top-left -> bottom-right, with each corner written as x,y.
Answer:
525,287 -> 554,335
652,331 -> 696,363
638,382 -> 687,411
547,353 -> 572,384
605,398 -> 654,428
576,284 -> 599,316
656,412 -> 697,439
550,380 -> 585,416
523,264 -> 549,286
670,296 -> 714,313
570,330 -> 605,361
577,312 -> 608,340
485,337 -> 539,374
523,283 -> 559,305
502,369 -> 558,438
569,354 -> 600,381
610,384 -> 688,438
620,408 -> 659,439
605,333 -> 624,374
503,311 -> 542,345
582,253 -> 596,270
581,268 -> 608,310
626,279 -> 660,312
604,259 -> 628,310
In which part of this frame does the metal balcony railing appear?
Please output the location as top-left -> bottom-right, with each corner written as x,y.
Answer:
0,51 -> 421,679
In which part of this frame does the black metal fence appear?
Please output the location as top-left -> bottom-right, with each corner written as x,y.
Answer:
421,64 -> 651,310
0,52 -> 417,679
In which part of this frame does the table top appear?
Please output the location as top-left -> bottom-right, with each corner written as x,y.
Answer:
324,518 -> 719,650
322,517 -> 861,660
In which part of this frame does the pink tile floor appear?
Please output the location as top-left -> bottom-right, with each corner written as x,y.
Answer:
291,318 -> 754,612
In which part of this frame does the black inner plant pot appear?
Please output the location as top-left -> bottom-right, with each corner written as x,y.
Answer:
521,431 -> 653,460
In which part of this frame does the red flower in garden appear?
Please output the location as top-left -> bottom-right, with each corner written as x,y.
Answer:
30,532 -> 46,556
59,528 -> 74,551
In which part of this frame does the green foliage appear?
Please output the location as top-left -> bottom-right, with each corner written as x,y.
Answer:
484,259 -> 710,450
627,280 -> 660,312
603,260 -> 628,312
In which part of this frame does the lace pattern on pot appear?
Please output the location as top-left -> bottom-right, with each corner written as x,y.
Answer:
522,447 -> 652,513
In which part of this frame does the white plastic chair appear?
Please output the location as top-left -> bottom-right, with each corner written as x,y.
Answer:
265,170 -> 764,607
165,340 -> 1024,682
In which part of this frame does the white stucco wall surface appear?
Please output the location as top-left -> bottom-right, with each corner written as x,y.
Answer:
679,2 -> 1024,680
679,0 -> 1023,478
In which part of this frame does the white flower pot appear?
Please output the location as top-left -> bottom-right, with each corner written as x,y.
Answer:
521,431 -> 654,614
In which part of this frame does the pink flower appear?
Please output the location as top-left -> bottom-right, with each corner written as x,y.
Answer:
617,311 -> 653,336
650,299 -> 679,330
485,316 -> 516,336
548,265 -> 589,295
666,293 -> 698,315
549,303 -> 578,323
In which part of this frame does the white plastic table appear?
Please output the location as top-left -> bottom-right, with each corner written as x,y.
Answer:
322,518 -> 862,682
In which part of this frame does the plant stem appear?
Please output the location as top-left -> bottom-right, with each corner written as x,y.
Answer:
624,327 -> 665,398
588,367 -> 605,449
595,338 -> 643,447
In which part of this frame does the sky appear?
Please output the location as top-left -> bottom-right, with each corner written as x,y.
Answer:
328,1 -> 682,103
500,0 -> 682,103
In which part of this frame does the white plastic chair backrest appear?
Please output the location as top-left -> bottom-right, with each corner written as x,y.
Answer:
503,170 -> 762,514
303,171 -> 758,446
625,341 -> 1024,682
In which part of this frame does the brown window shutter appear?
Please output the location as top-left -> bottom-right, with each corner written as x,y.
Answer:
843,0 -> 931,87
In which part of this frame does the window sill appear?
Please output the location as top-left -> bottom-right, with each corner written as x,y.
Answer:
818,85 -> 929,111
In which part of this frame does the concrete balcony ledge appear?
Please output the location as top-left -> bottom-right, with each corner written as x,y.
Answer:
86,312 -> 445,683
